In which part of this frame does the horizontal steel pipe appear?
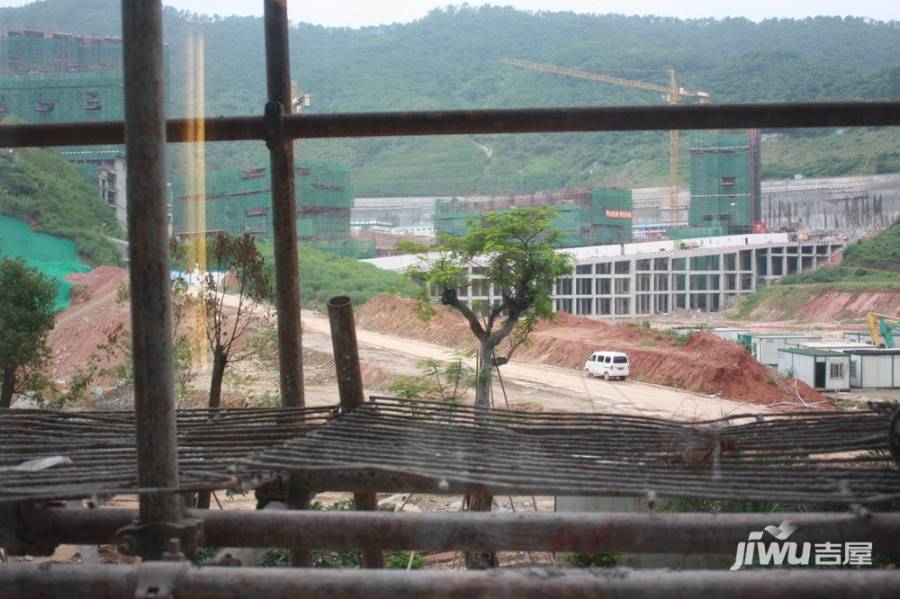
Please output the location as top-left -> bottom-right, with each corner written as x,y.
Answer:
29,507 -> 900,555
0,102 -> 898,148
2,564 -> 900,599
278,102 -> 900,138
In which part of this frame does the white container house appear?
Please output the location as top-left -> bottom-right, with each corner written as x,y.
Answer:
711,328 -> 749,343
777,347 -> 850,391
751,333 -> 822,366
846,349 -> 900,389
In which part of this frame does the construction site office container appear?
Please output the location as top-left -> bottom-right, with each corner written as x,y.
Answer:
777,347 -> 850,391
710,328 -> 748,342
787,341 -> 872,352
750,334 -> 822,366
846,349 -> 900,389
842,331 -> 872,345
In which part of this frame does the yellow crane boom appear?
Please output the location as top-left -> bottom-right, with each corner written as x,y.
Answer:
501,58 -> 710,224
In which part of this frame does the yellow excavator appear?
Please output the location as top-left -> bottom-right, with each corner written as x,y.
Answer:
867,312 -> 900,348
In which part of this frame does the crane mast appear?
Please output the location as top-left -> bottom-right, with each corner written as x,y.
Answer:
501,58 -> 710,224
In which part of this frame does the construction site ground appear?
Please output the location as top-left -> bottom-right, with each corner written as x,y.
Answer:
44,268 -> 837,415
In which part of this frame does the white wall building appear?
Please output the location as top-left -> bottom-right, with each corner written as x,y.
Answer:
364,233 -> 845,319
778,347 -> 850,391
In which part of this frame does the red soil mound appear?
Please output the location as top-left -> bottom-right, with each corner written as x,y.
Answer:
356,294 -> 826,409
47,267 -> 131,383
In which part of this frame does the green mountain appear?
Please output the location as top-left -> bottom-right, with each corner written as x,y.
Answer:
2,1 -> 900,196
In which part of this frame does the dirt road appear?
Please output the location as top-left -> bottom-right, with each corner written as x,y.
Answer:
301,313 -> 768,420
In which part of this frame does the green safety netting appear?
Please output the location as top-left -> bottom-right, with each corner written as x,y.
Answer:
689,130 -> 759,234
171,161 -> 372,259
0,214 -> 89,311
434,187 -> 633,247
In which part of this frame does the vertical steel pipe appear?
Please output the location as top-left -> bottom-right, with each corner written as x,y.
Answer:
264,1 -> 309,567
120,0 -> 182,539
328,296 -> 383,568
264,0 -> 304,408
328,296 -> 366,411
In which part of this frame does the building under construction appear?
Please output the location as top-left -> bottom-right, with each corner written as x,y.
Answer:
434,186 -> 633,248
0,31 -> 136,227
685,129 -> 762,236
171,161 -> 375,258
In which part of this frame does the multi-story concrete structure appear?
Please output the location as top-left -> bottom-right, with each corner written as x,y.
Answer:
364,232 -> 844,318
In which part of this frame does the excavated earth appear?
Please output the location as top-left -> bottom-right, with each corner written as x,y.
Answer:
356,294 -> 826,408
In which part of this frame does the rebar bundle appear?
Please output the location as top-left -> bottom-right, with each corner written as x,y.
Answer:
0,406 -> 333,503
245,397 -> 900,504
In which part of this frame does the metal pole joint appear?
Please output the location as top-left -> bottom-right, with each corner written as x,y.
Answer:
115,516 -> 203,561
263,100 -> 285,150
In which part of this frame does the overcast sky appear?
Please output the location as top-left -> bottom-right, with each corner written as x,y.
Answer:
0,1 -> 897,27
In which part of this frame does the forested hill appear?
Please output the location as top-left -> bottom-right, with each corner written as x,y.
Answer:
3,1 -> 900,196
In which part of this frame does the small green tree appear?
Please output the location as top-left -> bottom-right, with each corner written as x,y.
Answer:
389,356 -> 475,405
407,206 -> 572,411
406,206 -> 572,569
0,258 -> 57,408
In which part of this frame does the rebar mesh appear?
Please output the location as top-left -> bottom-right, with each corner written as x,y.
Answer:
244,397 -> 900,504
0,406 -> 334,503
4,400 -> 898,505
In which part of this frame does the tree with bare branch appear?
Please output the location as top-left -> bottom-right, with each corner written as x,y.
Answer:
172,234 -> 271,409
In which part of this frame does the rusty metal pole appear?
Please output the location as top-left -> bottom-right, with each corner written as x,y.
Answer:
264,0 -> 304,408
263,0 -> 311,568
120,0 -> 183,558
328,295 -> 383,568
4,564 -> 900,599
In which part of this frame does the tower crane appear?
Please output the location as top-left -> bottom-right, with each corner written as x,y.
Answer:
501,58 -> 710,224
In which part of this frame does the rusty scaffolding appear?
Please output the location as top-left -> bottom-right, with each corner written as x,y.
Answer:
1,1 -> 900,597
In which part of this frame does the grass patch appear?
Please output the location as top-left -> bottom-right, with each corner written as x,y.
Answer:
842,217 -> 900,272
257,243 -> 419,309
779,265 -> 900,287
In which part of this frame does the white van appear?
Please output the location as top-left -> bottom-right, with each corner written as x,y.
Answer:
584,351 -> 630,381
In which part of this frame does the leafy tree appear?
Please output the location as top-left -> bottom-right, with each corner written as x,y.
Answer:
408,206 -> 572,410
0,257 -> 57,407
406,205 -> 572,568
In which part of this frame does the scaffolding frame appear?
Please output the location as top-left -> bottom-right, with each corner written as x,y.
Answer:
0,1 -> 899,596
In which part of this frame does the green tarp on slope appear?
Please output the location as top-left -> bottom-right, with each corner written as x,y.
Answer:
0,214 -> 89,311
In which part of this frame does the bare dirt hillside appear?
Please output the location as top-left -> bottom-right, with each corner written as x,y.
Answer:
742,288 -> 900,322
47,267 -> 350,407
47,266 -> 130,384
356,294 -> 826,408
